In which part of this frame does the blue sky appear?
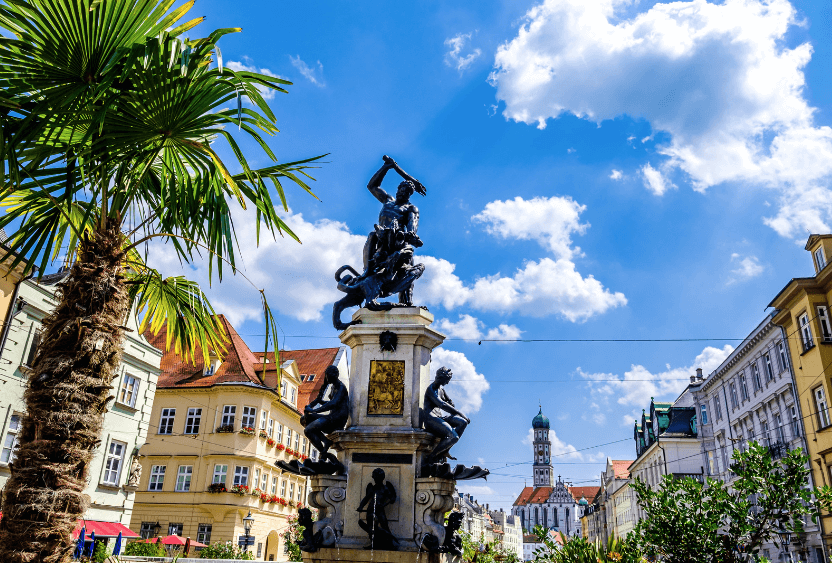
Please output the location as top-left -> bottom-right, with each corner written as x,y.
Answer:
145,0 -> 832,510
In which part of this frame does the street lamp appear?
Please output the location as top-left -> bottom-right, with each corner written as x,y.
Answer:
242,511 -> 255,554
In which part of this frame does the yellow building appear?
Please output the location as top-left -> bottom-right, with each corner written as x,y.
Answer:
130,315 -> 347,561
769,234 -> 832,553
0,229 -> 28,345
611,481 -> 635,539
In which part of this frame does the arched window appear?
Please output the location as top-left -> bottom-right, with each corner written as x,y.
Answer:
534,507 -> 539,526
553,507 -> 559,527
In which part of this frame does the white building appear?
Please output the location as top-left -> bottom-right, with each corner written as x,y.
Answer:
512,408 -> 597,538
491,508 -> 523,560
0,271 -> 162,547
454,491 -> 494,542
691,314 -> 824,563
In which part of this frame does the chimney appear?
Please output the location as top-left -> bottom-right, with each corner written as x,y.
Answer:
696,367 -> 703,381
690,375 -> 696,383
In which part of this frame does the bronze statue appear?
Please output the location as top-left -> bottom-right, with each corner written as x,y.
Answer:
421,367 -> 469,465
357,468 -> 398,551
333,156 -> 427,330
297,507 -> 325,553
276,365 -> 348,476
420,367 -> 489,480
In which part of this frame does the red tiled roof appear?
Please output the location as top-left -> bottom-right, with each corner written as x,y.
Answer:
612,460 -> 633,479
258,348 -> 343,410
73,520 -> 138,539
569,486 -> 600,502
146,317 -> 343,401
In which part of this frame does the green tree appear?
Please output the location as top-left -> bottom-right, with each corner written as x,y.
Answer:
529,526 -> 642,563
124,540 -> 166,557
198,541 -> 254,560
631,442 -> 831,563
0,1 -> 322,561
91,541 -> 112,563
283,514 -> 304,562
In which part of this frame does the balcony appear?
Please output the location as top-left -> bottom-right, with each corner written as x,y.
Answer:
671,473 -> 704,483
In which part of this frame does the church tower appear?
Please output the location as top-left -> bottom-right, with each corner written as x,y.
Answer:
532,407 -> 554,487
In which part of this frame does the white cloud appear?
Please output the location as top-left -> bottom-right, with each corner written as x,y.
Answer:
524,428 -> 583,460
435,314 -> 523,342
289,55 -> 325,87
473,195 -> 587,259
456,484 -> 495,497
445,32 -> 482,72
490,0 -> 832,238
641,163 -> 676,196
420,255 -> 627,322
609,169 -> 623,180
431,348 -> 490,414
147,208 -> 364,327
728,253 -> 764,284
580,345 -> 734,407
227,59 -> 283,100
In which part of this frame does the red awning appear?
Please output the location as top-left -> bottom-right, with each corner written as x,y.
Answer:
72,520 -> 139,539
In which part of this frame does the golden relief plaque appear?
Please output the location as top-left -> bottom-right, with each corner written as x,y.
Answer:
367,360 -> 405,416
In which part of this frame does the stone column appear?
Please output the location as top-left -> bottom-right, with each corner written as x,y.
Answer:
331,307 -> 445,551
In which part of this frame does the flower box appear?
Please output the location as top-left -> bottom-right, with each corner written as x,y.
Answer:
259,430 -> 269,439
239,426 -> 255,436
231,484 -> 249,496
260,493 -> 271,502
253,488 -> 263,496
277,498 -> 288,506
266,438 -> 276,447
216,424 -> 234,433
207,483 -> 228,493
276,444 -> 285,451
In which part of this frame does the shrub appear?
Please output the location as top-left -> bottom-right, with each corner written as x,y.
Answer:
125,540 -> 166,557
199,540 -> 254,560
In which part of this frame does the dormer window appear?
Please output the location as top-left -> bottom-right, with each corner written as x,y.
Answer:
815,247 -> 827,273
204,349 -> 221,376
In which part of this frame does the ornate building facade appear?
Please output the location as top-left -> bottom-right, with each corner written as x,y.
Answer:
512,408 -> 598,537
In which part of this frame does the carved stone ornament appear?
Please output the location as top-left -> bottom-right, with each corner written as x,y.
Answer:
379,330 -> 397,352
307,475 -> 348,550
367,360 -> 404,416
414,477 -> 455,550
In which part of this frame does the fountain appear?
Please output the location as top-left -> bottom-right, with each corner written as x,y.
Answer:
282,156 -> 487,563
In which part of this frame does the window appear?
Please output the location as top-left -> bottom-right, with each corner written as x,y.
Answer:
1,414 -> 21,463
751,363 -> 762,392
254,468 -> 260,490
819,306 -> 832,342
280,479 -> 286,497
184,408 -> 202,434
700,404 -> 708,425
815,247 -> 827,272
792,405 -> 801,437
280,381 -> 287,398
233,466 -> 249,486
775,413 -> 785,443
714,394 -> 722,420
242,406 -> 256,429
102,440 -> 126,485
25,330 -> 41,366
176,466 -> 193,492
271,476 -> 278,494
739,374 -> 749,401
764,354 -> 774,382
277,423 -> 284,443
816,386 -> 831,428
311,447 -> 318,461
212,464 -> 228,485
730,383 -> 739,409
168,523 -> 183,536
761,421 -> 770,446
268,418 -> 274,438
261,471 -> 268,491
294,432 -> 300,450
307,374 -> 315,382
257,543 -> 263,558
800,313 -> 815,352
197,524 -> 212,544
298,484 -> 304,503
260,410 -> 268,430
140,522 -> 157,539
286,428 -> 293,447
778,342 -> 789,372
148,465 -> 166,491
158,408 -> 175,434
302,438 -> 308,455
289,482 -> 295,500
119,374 -> 141,408
707,451 -> 716,475
221,405 -> 236,427
290,387 -> 296,404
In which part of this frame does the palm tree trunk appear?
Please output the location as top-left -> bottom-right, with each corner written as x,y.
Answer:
0,223 -> 129,563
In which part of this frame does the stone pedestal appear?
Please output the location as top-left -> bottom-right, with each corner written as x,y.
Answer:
304,308 -> 459,562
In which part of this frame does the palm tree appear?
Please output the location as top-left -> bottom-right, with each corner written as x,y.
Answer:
0,1 -> 324,561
